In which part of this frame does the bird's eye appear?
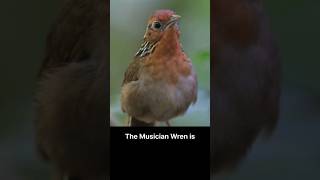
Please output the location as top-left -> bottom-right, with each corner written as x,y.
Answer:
153,21 -> 162,29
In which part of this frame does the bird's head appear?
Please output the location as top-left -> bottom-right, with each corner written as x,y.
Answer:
135,9 -> 183,58
143,9 -> 181,43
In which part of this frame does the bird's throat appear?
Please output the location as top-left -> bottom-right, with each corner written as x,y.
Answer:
135,41 -> 158,58
142,27 -> 190,85
135,27 -> 181,59
152,27 -> 182,59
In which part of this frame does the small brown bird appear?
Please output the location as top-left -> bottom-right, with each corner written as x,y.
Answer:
121,10 -> 197,127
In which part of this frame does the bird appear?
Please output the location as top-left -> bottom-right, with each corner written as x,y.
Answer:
120,9 -> 198,127
212,0 -> 280,174
34,0 -> 109,179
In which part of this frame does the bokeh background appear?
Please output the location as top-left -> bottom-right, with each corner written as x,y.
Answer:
110,0 -> 210,126
0,0 -> 319,179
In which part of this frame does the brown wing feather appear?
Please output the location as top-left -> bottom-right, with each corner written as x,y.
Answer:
122,58 -> 143,86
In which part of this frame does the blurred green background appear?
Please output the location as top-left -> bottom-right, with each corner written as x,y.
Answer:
110,0 -> 210,126
0,0 -> 319,179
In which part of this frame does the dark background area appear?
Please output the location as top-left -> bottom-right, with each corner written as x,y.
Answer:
0,1 -> 61,179
216,1 -> 320,179
0,0 -> 319,180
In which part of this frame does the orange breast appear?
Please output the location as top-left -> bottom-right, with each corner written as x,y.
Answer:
144,53 -> 191,85
143,26 -> 192,85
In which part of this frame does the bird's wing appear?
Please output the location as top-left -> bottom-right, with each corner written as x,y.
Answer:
122,59 -> 142,86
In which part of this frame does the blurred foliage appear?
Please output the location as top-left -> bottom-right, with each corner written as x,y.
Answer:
194,51 -> 210,62
110,0 -> 210,126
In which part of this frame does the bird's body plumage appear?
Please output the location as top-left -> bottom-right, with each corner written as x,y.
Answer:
121,10 -> 197,126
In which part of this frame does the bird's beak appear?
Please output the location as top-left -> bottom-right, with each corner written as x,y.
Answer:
170,14 -> 181,23
166,14 -> 181,28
